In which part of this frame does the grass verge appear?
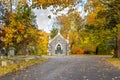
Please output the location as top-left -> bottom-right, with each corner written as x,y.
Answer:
106,58 -> 120,69
0,57 -> 49,76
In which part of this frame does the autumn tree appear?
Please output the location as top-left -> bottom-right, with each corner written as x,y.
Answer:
83,0 -> 110,54
50,27 -> 58,39
84,0 -> 120,55
57,14 -> 71,38
96,0 -> 120,57
69,11 -> 85,44
3,4 -> 37,55
36,31 -> 48,55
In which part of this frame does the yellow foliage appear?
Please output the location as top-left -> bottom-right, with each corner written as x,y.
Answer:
17,36 -> 21,43
24,34 -> 28,38
3,27 -> 15,46
38,0 -> 46,4
23,0 -> 27,4
36,31 -> 48,54
16,23 -> 26,32
69,30 -> 79,46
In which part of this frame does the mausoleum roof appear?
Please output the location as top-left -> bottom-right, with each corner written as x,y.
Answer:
49,32 -> 68,44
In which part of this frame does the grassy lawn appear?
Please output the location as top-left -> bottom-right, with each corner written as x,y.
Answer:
0,56 -> 49,76
106,58 -> 120,69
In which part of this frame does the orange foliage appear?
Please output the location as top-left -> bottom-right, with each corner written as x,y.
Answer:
87,0 -> 105,25
71,46 -> 84,55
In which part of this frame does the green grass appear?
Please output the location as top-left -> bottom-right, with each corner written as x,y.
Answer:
0,57 -> 49,76
107,58 -> 120,69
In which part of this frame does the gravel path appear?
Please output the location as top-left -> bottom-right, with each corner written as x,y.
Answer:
0,55 -> 120,80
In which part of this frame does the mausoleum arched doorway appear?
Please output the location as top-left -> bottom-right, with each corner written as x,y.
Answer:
55,44 -> 63,54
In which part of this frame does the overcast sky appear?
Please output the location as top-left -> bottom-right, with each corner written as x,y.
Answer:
33,0 -> 87,33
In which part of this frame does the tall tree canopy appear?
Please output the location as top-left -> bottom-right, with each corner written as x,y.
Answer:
84,0 -> 120,56
96,0 -> 120,57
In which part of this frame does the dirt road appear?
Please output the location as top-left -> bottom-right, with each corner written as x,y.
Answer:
0,55 -> 120,80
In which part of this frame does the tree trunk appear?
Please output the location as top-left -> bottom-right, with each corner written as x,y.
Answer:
10,0 -> 12,13
114,36 -> 120,58
95,46 -> 99,55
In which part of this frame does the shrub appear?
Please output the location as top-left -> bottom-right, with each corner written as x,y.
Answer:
71,46 -> 84,55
